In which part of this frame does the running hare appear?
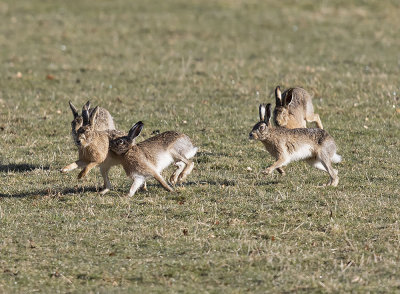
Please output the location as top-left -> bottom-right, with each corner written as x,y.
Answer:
273,86 -> 323,129
62,105 -> 125,194
249,103 -> 341,186
109,121 -> 198,197
69,100 -> 115,146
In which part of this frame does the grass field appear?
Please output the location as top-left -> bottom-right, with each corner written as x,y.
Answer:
1,0 -> 400,292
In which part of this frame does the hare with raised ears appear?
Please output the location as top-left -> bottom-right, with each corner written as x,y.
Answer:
273,86 -> 323,129
61,106 -> 111,180
109,121 -> 198,197
65,103 -> 124,194
249,104 -> 341,186
69,100 -> 115,146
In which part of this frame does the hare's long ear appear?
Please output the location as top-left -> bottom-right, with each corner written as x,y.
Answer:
259,104 -> 267,121
275,86 -> 282,106
266,103 -> 272,126
82,105 -> 90,125
84,101 -> 91,110
89,106 -> 99,127
69,101 -> 78,118
128,121 -> 144,142
283,89 -> 293,106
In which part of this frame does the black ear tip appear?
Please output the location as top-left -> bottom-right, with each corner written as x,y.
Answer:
276,85 -> 280,90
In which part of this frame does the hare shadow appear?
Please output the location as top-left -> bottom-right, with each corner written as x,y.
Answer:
0,163 -> 50,173
0,186 -> 99,198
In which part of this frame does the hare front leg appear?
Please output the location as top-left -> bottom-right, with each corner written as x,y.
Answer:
306,113 -> 323,129
77,162 -> 98,179
152,172 -> 174,192
61,160 -> 87,173
99,164 -> 112,195
264,158 -> 287,175
277,168 -> 286,175
127,176 -> 146,197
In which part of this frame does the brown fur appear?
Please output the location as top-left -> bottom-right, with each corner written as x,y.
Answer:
250,104 -> 340,186
109,122 -> 197,197
69,101 -> 115,146
273,86 -> 323,129
62,106 -> 126,194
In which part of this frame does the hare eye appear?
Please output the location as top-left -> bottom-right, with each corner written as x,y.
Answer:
259,124 -> 266,131
118,139 -> 123,145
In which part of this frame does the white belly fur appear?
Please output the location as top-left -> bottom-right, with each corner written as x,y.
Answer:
289,145 -> 313,162
156,152 -> 174,173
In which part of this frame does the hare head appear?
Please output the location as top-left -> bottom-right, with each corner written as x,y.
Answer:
273,86 -> 293,127
110,121 -> 144,155
76,105 -> 99,147
249,103 -> 273,141
70,101 -> 91,137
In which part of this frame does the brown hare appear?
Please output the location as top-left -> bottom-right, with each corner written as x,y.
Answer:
273,86 -> 323,129
250,103 -> 341,186
69,100 -> 115,146
109,121 -> 198,197
62,105 -> 124,193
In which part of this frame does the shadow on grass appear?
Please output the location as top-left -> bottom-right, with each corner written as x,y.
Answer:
0,186 -> 99,198
0,163 -> 50,173
0,179 -> 241,199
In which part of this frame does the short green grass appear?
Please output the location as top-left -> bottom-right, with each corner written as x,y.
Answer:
1,0 -> 400,292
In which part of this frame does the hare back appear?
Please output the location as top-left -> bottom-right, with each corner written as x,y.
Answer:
91,107 -> 115,131
266,127 -> 334,158
138,131 -> 184,148
283,87 -> 311,110
122,146 -> 174,177
171,136 -> 198,159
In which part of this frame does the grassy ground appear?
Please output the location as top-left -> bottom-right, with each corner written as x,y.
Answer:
1,0 -> 400,292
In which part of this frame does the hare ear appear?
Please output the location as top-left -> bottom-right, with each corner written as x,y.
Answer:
82,105 -> 90,125
69,101 -> 78,118
266,103 -> 272,125
275,86 -> 282,106
89,106 -> 99,126
84,101 -> 91,110
283,89 -> 293,106
128,121 -> 144,142
259,104 -> 267,121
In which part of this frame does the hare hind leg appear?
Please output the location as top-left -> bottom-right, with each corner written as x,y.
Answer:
170,161 -> 186,185
177,161 -> 194,184
312,153 -> 339,186
170,149 -> 194,184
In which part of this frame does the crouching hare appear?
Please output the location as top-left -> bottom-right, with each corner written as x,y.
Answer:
273,86 -> 323,129
249,104 -> 341,186
109,121 -> 198,197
